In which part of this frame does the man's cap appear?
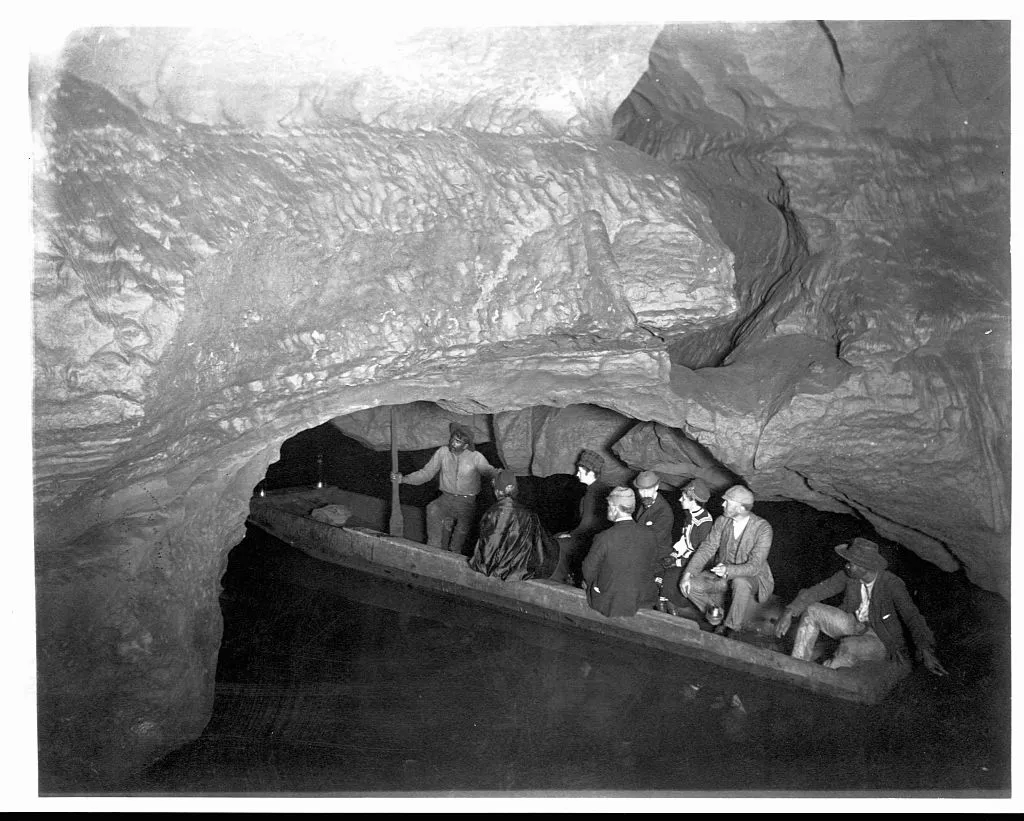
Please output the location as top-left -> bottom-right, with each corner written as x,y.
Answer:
682,479 -> 711,504
576,449 -> 605,473
835,537 -> 888,571
493,469 -> 517,495
633,470 -> 660,490
723,485 -> 754,506
607,486 -> 636,514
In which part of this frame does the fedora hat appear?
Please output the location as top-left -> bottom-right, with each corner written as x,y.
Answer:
835,537 -> 888,571
633,470 -> 660,489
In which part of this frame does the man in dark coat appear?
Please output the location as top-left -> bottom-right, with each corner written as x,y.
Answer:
581,486 -> 659,618
633,470 -> 674,561
549,449 -> 611,586
774,537 -> 948,675
680,484 -> 774,636
468,470 -> 557,581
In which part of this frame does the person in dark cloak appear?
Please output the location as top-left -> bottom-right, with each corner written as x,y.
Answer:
468,469 -> 558,581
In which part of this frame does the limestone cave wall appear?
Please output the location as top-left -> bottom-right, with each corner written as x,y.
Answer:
30,21 -> 1009,790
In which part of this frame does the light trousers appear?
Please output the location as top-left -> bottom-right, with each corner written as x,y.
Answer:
684,572 -> 757,630
791,602 -> 887,669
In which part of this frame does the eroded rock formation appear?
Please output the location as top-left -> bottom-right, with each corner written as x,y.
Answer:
31,22 -> 1009,789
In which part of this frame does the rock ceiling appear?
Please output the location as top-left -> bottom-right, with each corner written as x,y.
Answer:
30,21 -> 1010,788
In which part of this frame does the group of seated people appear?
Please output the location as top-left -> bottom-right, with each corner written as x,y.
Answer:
390,429 -> 946,677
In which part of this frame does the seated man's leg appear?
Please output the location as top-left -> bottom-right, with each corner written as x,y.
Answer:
827,631 -> 887,669
548,536 -> 575,583
791,603 -> 862,661
684,572 -> 727,618
661,566 -> 686,608
723,577 -> 756,630
566,540 -> 590,585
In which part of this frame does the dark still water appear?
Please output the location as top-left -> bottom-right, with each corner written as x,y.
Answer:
134,526 -> 1011,799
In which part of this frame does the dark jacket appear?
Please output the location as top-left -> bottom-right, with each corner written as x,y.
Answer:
468,498 -> 557,581
634,494 -> 674,565
582,519 -> 659,618
787,569 -> 936,663
568,481 -> 612,544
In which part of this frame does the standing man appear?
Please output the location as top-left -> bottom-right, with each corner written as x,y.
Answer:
632,470 -> 674,610
391,422 -> 499,555
657,479 -> 715,616
548,449 -> 611,586
774,537 -> 948,675
679,484 -> 774,636
581,487 -> 659,618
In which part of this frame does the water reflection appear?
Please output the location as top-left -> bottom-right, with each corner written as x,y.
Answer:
138,529 -> 1009,796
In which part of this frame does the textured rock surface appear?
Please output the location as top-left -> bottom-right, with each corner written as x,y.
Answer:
612,21 -> 1009,585
54,26 -> 661,136
30,21 -> 1009,790
329,404 -> 493,450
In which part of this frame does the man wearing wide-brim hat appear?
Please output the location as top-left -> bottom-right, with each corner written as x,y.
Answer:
774,537 -> 947,675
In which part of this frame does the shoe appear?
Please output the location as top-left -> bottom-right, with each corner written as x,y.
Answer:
655,600 -> 681,616
713,624 -> 734,638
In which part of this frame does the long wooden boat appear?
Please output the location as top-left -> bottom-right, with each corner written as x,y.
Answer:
247,486 -> 910,705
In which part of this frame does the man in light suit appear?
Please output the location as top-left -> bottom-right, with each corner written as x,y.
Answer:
679,484 -> 773,636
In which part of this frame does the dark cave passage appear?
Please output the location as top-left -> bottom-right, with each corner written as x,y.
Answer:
259,410 -> 590,541
252,402 -> 981,607
145,404 -> 1012,795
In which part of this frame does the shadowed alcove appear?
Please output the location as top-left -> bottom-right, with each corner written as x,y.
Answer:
129,405 -> 1010,793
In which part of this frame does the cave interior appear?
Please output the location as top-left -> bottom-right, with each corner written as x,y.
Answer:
28,20 -> 1011,795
